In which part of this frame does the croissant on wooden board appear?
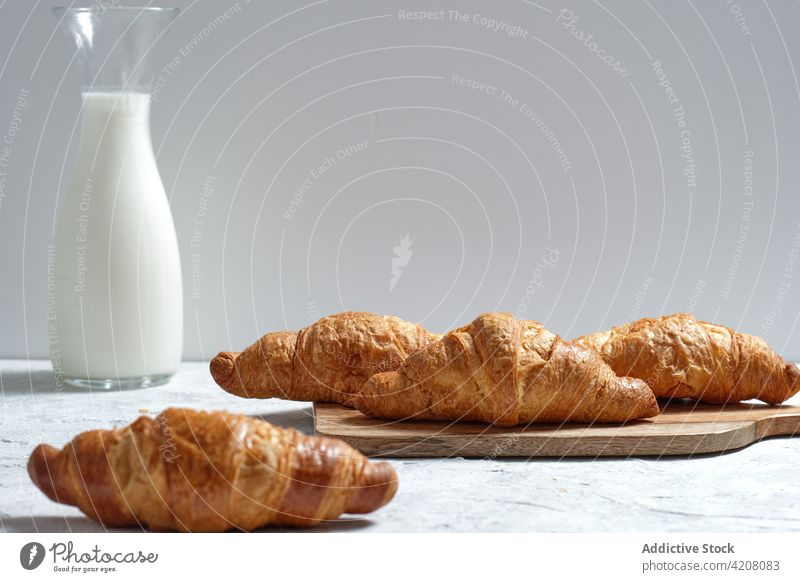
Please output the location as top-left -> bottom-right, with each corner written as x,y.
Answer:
211,311 -> 440,406
573,313 -> 800,405
351,312 -> 659,426
28,408 -> 398,532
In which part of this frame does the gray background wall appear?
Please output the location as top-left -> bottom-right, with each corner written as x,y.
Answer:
1,0 -> 799,361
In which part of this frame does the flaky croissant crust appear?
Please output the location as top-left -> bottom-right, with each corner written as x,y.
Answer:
28,408 -> 397,532
352,312 -> 658,426
211,312 -> 439,405
574,312 -> 800,404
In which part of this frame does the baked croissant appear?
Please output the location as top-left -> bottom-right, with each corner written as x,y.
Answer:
351,312 -> 659,426
211,311 -> 439,406
28,408 -> 398,532
573,313 -> 800,404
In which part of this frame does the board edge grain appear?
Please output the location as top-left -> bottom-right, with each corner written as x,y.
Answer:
313,402 -> 800,458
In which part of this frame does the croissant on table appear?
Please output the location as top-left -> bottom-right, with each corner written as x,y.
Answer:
351,312 -> 659,426
573,313 -> 800,404
28,408 -> 398,532
211,311 -> 439,406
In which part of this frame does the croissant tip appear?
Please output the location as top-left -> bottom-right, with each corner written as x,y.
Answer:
378,462 -> 400,506
623,377 -> 660,419
345,461 -> 399,514
348,375 -> 380,412
643,398 -> 661,418
210,352 -> 237,388
28,444 -> 63,504
786,363 -> 800,399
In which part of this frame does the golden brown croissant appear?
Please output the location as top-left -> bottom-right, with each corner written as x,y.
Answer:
211,311 -> 439,406
28,408 -> 398,532
351,313 -> 659,426
573,313 -> 800,404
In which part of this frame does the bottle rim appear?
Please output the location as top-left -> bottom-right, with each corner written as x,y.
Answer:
52,6 -> 180,17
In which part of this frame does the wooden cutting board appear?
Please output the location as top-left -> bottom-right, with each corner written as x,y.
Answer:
313,400 -> 800,457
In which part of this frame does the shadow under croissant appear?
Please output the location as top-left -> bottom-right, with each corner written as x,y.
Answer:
2,515 -> 377,533
1,515 -> 114,533
252,407 -> 314,435
481,436 -> 796,463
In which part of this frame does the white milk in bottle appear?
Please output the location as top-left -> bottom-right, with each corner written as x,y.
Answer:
54,92 -> 182,388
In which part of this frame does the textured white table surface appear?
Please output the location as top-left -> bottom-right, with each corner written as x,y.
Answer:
1,359 -> 799,533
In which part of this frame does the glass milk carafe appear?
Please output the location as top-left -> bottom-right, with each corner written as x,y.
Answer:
52,7 -> 182,389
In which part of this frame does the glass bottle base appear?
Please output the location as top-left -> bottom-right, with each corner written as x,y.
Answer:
63,373 -> 173,390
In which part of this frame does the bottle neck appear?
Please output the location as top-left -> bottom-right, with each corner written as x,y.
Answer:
79,92 -> 152,143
